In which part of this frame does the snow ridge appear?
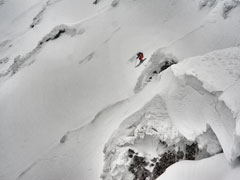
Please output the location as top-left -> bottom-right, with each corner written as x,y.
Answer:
102,95 -> 222,180
170,46 -> 240,161
134,52 -> 177,93
0,24 -> 83,79
30,0 -> 63,28
102,46 -> 240,179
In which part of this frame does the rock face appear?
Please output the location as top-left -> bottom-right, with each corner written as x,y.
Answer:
0,24 -> 80,78
105,136 -> 218,180
101,47 -> 240,180
101,95 -> 222,180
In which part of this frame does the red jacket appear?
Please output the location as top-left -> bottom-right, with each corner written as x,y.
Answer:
137,52 -> 144,61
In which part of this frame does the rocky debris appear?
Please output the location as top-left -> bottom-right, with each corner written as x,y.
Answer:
185,143 -> 198,160
127,141 -> 205,180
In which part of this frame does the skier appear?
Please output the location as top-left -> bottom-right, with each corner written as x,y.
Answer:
136,52 -> 144,62
135,52 -> 146,67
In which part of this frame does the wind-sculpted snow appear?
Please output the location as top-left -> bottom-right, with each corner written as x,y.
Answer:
102,96 -> 222,180
222,0 -> 239,18
199,0 -> 217,9
134,51 -> 177,93
169,46 -> 240,162
0,24 -> 83,79
199,0 -> 239,18
30,0 -> 63,28
102,47 -> 240,179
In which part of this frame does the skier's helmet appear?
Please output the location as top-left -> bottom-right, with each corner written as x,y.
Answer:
137,52 -> 143,58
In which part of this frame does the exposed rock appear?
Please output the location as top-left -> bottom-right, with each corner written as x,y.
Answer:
129,155 -> 151,180
101,95 -> 222,180
185,143 -> 198,160
127,141 -> 208,180
93,0 -> 99,4
30,6 -> 46,28
222,1 -> 238,18
60,134 -> 67,143
134,51 -> 177,93
0,24 -> 79,78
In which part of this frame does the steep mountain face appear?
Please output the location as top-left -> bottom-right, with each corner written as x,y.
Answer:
0,0 -> 240,180
102,46 -> 240,180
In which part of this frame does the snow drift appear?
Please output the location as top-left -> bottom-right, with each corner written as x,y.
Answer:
101,46 -> 240,180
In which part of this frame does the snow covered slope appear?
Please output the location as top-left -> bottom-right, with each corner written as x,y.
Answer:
101,47 -> 240,180
0,0 -> 240,180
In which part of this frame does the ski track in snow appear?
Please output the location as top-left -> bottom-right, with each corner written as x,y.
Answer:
79,27 -> 120,65
164,24 -> 205,50
65,4 -> 112,27
17,160 -> 44,180
104,27 -> 121,43
79,52 -> 95,65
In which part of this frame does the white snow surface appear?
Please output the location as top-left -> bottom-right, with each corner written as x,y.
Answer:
102,47 -> 240,180
0,0 -> 240,180
170,47 -> 240,161
157,154 -> 234,180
